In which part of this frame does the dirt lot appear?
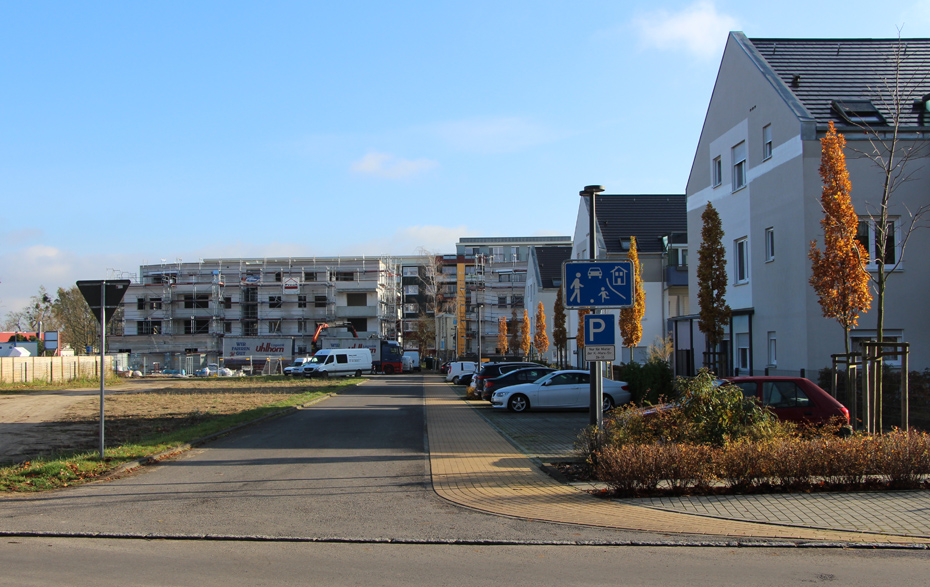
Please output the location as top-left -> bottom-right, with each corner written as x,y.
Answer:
0,377 -> 332,465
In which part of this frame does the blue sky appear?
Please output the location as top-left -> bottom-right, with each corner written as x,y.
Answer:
3,0 -> 930,318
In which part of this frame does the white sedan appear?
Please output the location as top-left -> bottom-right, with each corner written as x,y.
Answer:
490,370 -> 631,413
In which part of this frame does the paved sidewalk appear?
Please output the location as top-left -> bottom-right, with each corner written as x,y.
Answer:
425,378 -> 930,544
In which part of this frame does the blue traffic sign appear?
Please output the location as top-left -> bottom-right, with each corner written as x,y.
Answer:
562,260 -> 634,309
584,314 -> 615,346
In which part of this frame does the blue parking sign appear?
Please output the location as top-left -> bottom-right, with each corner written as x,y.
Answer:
563,260 -> 634,309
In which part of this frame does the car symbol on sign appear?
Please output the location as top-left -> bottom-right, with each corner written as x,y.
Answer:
587,268 -> 602,278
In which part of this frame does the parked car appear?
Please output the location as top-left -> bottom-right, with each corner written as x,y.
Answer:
481,367 -> 556,401
490,370 -> 631,413
457,373 -> 474,387
403,351 -> 421,372
446,361 -> 479,384
720,376 -> 851,428
283,357 -> 312,376
473,362 -> 540,396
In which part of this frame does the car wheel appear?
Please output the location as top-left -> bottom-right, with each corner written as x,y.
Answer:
355,370 -> 362,378
602,394 -> 616,412
384,365 -> 395,375
452,376 -> 460,384
320,372 -> 329,379
508,394 -> 530,413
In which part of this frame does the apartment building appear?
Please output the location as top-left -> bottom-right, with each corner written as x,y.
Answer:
110,257 -> 401,370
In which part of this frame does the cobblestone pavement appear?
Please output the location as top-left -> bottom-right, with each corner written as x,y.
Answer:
433,380 -> 930,542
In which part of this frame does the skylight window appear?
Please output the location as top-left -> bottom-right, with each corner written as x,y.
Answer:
832,99 -> 885,125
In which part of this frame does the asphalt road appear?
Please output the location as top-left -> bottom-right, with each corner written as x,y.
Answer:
0,375 -> 641,543
3,374 -> 929,585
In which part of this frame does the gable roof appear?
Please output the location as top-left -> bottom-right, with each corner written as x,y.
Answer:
531,246 -> 572,289
589,194 -> 687,255
742,33 -> 930,130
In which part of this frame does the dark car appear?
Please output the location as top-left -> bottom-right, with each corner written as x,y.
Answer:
481,367 -> 556,401
458,373 -> 474,387
473,362 -> 540,396
721,376 -> 851,428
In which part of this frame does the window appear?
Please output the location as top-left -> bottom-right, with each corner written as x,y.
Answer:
224,321 -> 233,334
403,285 -> 419,295
314,295 -> 328,308
304,271 -> 317,282
137,320 -> 161,335
763,381 -> 812,408
336,271 -> 355,281
184,294 -> 209,309
297,295 -> 307,308
403,267 -> 419,277
150,297 -> 162,310
491,246 -> 504,262
734,237 -> 749,284
732,142 -> 747,190
512,295 -> 524,308
762,124 -> 773,160
511,246 -> 519,261
185,319 -> 210,334
268,296 -> 282,308
765,227 -> 775,262
832,99 -> 885,126
712,156 -> 722,187
224,297 -> 232,309
274,272 -> 282,283
767,332 -> 777,366
851,331 -> 903,366
404,303 -> 419,315
243,322 -> 258,336
736,333 -> 750,372
137,297 -> 145,310
268,320 -> 281,333
347,292 -> 367,306
498,296 -> 508,308
297,320 -> 309,333
857,218 -> 899,266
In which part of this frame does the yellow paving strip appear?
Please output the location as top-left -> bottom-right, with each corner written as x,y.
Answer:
424,380 -> 928,544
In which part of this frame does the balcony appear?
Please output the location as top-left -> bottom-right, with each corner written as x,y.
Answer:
336,306 -> 378,318
665,265 -> 689,287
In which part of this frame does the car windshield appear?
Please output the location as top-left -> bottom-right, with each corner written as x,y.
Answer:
308,355 -> 327,364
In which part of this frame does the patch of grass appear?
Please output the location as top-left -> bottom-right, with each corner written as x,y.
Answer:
0,377 -> 361,493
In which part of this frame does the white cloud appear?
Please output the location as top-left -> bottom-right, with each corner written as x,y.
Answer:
350,152 -> 438,179
432,117 -> 559,154
632,1 -> 738,60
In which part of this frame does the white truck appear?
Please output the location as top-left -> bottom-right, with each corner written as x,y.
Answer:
300,348 -> 372,378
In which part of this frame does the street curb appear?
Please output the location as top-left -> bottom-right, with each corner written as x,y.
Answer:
0,529 -> 928,549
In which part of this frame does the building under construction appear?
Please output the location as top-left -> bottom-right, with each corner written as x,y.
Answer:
109,256 -> 405,372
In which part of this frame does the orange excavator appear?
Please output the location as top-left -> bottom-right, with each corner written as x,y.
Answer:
310,322 -> 358,353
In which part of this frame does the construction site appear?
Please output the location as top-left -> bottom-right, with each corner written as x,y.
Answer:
109,256 -> 408,374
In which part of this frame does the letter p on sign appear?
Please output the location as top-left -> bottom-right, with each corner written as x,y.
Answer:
584,315 -> 614,346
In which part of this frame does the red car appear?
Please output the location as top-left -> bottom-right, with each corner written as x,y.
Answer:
721,376 -> 850,427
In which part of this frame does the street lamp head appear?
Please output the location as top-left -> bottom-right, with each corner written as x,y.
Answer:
584,185 -> 605,194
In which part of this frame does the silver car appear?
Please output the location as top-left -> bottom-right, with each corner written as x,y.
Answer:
490,370 -> 631,413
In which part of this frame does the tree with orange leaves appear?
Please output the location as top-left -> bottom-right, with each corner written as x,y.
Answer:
533,302 -> 549,360
809,121 -> 872,358
619,236 -> 645,362
497,316 -> 508,356
520,309 -> 532,359
576,308 -> 590,353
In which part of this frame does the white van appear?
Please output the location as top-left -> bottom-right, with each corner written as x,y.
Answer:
445,361 -> 478,384
403,350 -> 421,372
283,357 -> 312,376
301,348 -> 372,378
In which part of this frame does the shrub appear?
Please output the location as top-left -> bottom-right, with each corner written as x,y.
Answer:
613,359 -> 674,405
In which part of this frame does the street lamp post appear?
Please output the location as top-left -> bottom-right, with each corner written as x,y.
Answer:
581,185 -> 605,428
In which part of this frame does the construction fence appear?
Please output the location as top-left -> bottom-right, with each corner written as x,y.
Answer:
0,355 -> 123,385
